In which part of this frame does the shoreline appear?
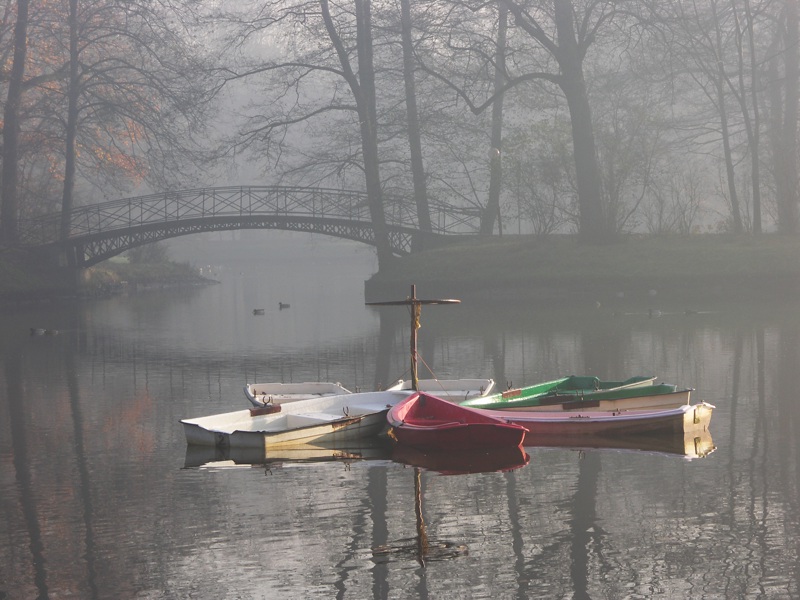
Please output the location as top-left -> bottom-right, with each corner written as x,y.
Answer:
5,233 -> 800,306
0,254 -> 216,307
364,234 -> 800,304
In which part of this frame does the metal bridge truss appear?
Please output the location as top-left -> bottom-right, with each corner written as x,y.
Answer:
18,186 -> 481,267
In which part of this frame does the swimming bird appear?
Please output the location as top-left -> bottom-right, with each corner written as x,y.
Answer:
30,328 -> 58,335
279,302 -> 290,310
253,309 -> 265,315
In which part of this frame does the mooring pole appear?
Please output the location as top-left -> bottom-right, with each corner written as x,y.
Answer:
366,284 -> 460,392
410,284 -> 419,391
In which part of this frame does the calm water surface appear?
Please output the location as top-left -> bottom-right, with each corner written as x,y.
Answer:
1,237 -> 799,599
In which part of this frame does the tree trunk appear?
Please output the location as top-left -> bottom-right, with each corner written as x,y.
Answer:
61,0 -> 80,248
321,0 -> 391,266
354,0 -> 392,266
711,0 -> 743,233
481,3 -> 507,236
768,43 -> 788,229
553,0 -> 606,241
742,0 -> 762,233
716,76 -> 743,232
1,0 -> 30,246
780,0 -> 799,233
769,1 -> 800,234
400,0 -> 431,234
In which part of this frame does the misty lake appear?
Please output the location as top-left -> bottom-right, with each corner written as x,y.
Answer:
2,233 -> 799,599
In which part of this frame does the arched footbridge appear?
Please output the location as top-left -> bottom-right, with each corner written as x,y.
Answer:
17,186 -> 482,267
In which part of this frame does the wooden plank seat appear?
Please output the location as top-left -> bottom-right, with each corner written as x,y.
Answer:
285,413 -> 341,428
344,403 -> 392,416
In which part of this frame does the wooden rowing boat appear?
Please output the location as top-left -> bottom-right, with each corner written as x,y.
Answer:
490,387 -> 693,412
386,391 -> 528,450
182,389 -> 411,449
480,402 -> 714,442
460,375 -> 691,412
243,381 -> 352,408
385,378 -> 495,400
244,378 -> 494,408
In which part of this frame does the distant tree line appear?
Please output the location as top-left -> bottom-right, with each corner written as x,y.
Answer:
1,0 -> 799,267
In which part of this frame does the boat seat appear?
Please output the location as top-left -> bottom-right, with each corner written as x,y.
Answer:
285,413 -> 340,428
345,403 -> 392,416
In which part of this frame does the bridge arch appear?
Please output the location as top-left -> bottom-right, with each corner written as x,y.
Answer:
18,186 -> 480,267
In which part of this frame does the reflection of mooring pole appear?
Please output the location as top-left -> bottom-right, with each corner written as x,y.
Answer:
414,467 -> 428,567
367,284 -> 460,391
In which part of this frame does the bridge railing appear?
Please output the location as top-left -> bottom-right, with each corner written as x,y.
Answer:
17,185 -> 482,245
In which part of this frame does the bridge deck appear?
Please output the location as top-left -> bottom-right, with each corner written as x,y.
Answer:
18,186 -> 482,266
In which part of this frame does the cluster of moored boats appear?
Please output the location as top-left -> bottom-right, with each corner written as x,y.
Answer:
182,287 -> 714,465
181,373 -> 715,457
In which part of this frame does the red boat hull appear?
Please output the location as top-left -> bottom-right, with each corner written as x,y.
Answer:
387,392 -> 527,450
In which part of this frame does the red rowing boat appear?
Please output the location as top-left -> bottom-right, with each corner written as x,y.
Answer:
387,391 -> 528,450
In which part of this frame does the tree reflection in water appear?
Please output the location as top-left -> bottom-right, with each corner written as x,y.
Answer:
3,276 -> 800,597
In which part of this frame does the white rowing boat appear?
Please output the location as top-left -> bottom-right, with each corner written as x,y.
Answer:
243,381 -> 352,408
244,378 -> 494,408
182,389 -> 412,449
385,378 -> 495,400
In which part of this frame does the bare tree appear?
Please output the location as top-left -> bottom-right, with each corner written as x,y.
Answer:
501,0 -> 611,242
643,0 -> 786,234
1,0 -> 217,247
56,0 -> 218,243
505,137 -> 571,235
767,0 -> 800,234
483,1 -> 508,235
1,0 -> 28,244
217,0 -> 393,266
399,0 -> 432,233
729,0 -> 764,233
644,166 -> 705,234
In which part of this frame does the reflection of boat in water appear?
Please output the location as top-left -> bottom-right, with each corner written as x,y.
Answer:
527,430 -> 716,459
391,444 -> 530,475
183,438 -> 392,468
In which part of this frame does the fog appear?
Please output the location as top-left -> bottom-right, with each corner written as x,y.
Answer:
2,0 -> 793,251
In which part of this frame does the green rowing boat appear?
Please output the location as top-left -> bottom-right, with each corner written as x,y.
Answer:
459,375 -> 687,412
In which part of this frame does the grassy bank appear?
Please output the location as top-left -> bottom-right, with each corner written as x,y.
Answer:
366,234 -> 800,303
